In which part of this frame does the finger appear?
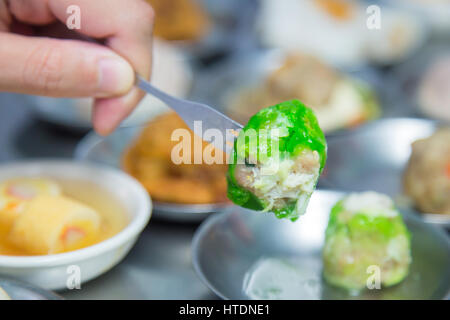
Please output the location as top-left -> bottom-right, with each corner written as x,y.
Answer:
0,0 -> 12,31
0,33 -> 134,97
47,0 -> 153,77
8,0 -> 56,25
92,90 -> 142,135
47,0 -> 153,134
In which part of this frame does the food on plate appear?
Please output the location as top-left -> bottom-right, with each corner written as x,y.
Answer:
403,128 -> 450,214
0,178 -> 127,256
227,100 -> 327,221
363,10 -> 424,64
227,53 -> 380,133
417,55 -> 450,122
123,112 -> 228,204
0,178 -> 61,229
323,192 -> 411,290
145,0 -> 210,41
258,0 -> 424,66
9,195 -> 100,255
0,286 -> 10,300
258,0 -> 364,65
267,53 -> 340,107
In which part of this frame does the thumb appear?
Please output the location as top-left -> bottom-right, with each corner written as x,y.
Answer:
0,33 -> 135,98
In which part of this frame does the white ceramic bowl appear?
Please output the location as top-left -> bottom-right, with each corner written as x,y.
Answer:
0,160 -> 151,290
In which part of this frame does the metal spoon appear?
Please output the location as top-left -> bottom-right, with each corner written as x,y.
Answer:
136,75 -> 243,153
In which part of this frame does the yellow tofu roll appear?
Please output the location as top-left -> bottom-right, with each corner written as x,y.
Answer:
9,195 -> 101,255
0,178 -> 61,230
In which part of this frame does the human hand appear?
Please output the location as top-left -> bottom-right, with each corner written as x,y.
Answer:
0,0 -> 154,135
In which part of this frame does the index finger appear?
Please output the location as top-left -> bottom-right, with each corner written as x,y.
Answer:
48,0 -> 154,134
48,0 -> 153,79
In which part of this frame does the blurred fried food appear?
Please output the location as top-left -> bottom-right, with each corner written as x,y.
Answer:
146,0 -> 210,41
123,112 -> 228,204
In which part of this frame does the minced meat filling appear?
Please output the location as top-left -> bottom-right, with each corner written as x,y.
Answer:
234,150 -> 321,212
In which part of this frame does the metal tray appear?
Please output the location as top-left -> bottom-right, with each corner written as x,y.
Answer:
192,190 -> 450,300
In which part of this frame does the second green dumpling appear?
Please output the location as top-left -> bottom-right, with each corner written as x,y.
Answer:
323,191 -> 412,291
227,100 -> 327,220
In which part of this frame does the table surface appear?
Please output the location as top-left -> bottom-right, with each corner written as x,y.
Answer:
0,93 -> 216,300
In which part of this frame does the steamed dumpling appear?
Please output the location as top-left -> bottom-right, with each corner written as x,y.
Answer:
323,191 -> 411,290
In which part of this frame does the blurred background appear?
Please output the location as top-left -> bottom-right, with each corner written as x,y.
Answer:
0,0 -> 448,160
0,0 -> 449,300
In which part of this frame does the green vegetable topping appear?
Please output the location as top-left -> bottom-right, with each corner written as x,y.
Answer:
227,100 -> 327,220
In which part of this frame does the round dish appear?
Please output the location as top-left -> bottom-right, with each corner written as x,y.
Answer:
192,190 -> 450,300
320,118 -> 450,227
0,160 -> 151,290
190,49 -> 407,136
74,127 -> 229,222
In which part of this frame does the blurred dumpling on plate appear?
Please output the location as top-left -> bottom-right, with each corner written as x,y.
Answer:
403,128 -> 450,215
323,191 -> 411,290
258,0 -> 426,66
226,52 -> 380,133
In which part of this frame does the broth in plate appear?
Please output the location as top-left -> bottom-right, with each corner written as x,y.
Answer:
0,178 -> 128,256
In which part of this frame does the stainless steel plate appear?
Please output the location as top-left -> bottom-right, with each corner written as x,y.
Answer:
192,190 -> 450,300
0,278 -> 62,300
320,117 -> 450,227
191,49 -> 408,136
74,127 -> 230,222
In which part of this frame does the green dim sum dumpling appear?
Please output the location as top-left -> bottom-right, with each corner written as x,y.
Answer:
227,100 -> 327,221
323,191 -> 412,291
